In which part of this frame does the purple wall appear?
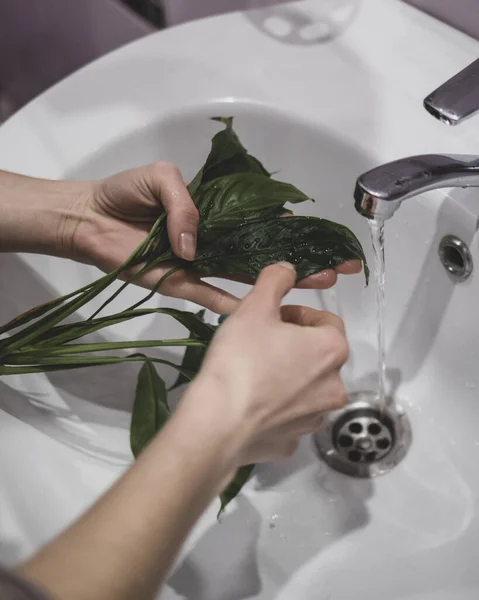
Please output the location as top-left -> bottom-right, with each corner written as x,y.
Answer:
0,0 -> 153,120
2,0 -> 478,122
162,0 -> 291,26
404,0 -> 479,40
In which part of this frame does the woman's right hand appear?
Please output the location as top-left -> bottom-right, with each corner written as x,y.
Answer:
180,262 -> 349,468
15,262 -> 349,600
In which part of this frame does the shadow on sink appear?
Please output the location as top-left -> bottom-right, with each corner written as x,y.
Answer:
168,498 -> 262,600
387,190 -> 478,386
166,440 -> 372,600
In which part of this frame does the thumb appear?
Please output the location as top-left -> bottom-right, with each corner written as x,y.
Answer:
241,262 -> 296,317
144,162 -> 199,261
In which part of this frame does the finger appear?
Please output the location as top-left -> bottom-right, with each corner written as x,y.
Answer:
242,262 -> 296,316
336,260 -> 362,275
281,305 -> 345,333
211,260 -> 362,290
145,162 -> 199,261
145,268 -> 240,314
296,270 -> 337,289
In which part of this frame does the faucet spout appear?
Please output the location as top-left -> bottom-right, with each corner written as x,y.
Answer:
354,154 -> 479,220
354,57 -> 479,220
424,58 -> 479,126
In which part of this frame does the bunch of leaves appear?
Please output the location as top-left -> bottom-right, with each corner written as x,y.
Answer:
0,117 -> 368,515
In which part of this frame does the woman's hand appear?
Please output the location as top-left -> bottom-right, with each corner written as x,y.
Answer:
0,166 -> 361,314
179,262 -> 348,467
17,264 -> 348,600
76,163 -> 361,312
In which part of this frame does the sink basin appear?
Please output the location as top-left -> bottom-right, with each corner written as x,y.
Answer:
2,1 -> 479,598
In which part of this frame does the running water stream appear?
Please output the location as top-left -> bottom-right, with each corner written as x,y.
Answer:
369,219 -> 387,410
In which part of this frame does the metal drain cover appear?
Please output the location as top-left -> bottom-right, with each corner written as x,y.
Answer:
313,391 -> 412,478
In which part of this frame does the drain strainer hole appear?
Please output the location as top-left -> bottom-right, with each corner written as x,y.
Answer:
338,434 -> 354,448
368,423 -> 381,435
377,438 -> 391,450
349,422 -> 363,434
365,451 -> 377,462
348,450 -> 361,462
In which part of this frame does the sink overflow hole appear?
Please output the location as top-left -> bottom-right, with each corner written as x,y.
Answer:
438,235 -> 473,281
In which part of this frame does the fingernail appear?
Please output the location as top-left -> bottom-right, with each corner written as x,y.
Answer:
179,232 -> 196,261
276,261 -> 296,272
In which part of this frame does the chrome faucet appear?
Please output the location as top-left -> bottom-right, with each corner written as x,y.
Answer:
355,57 -> 479,220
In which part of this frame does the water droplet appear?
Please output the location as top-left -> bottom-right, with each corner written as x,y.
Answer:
466,382 -> 476,389
280,534 -> 287,540
269,514 -> 279,528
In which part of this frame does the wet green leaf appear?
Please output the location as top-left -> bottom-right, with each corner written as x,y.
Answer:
188,116 -> 270,197
131,360 -> 170,458
194,215 -> 369,284
218,465 -> 255,516
194,172 -> 310,231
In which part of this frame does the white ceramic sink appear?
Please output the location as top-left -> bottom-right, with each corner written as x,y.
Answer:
2,1 -> 479,598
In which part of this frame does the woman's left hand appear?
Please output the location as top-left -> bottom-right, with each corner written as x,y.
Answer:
1,165 -> 362,313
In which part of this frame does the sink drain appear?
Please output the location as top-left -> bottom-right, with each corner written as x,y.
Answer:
313,391 -> 412,477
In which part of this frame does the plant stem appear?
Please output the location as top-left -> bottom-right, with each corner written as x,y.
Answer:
11,338 -> 206,357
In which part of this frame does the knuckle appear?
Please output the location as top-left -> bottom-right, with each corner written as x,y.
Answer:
337,381 -> 348,408
321,326 -> 349,366
150,161 -> 180,177
208,289 -> 233,315
282,440 -> 299,458
180,204 -> 200,226
330,379 -> 347,411
312,412 -> 325,431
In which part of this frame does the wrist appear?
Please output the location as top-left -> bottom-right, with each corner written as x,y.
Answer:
0,170 -> 94,259
174,373 -> 255,472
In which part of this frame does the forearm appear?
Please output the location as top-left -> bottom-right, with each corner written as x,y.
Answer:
0,170 -> 90,257
18,377 -> 244,600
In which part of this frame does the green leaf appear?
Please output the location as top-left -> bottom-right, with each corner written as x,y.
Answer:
218,464 -> 255,517
194,173 -> 311,231
0,282 -> 96,338
170,310 -> 213,390
34,307 -> 216,348
188,116 -> 270,197
0,354 -> 196,379
14,338 -> 206,357
193,215 -> 369,284
131,361 -> 170,458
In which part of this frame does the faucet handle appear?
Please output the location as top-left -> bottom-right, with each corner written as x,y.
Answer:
424,57 -> 479,126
